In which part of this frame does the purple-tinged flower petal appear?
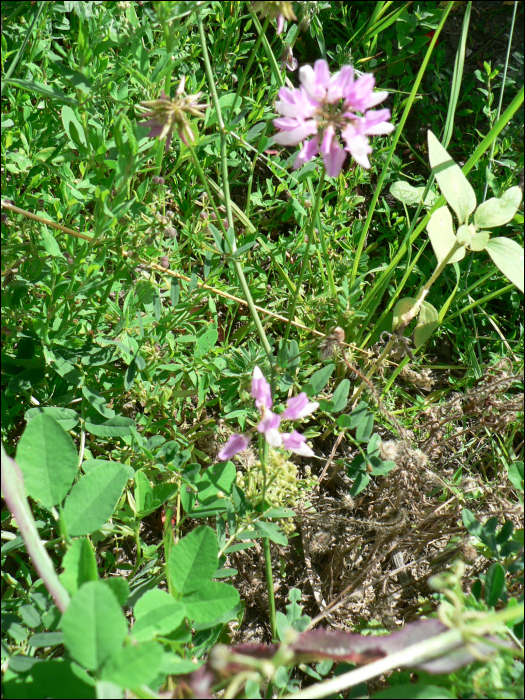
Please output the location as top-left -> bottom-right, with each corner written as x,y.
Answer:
272,119 -> 317,146
360,109 -> 395,135
257,409 -> 282,447
341,123 -> 373,169
282,392 -> 319,420
275,86 -> 318,118
281,430 -> 315,457
299,59 -> 330,101
276,13 -> 285,35
251,366 -> 272,409
327,65 -> 354,103
218,433 -> 252,461
293,135 -> 320,170
322,137 -> 347,177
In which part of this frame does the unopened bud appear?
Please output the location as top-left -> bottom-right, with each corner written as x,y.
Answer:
160,256 -> 170,269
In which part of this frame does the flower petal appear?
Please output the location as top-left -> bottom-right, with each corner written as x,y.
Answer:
251,366 -> 272,409
322,138 -> 347,177
281,430 -> 315,457
282,393 -> 319,420
293,135 -> 320,170
273,120 -> 317,146
218,433 -> 252,461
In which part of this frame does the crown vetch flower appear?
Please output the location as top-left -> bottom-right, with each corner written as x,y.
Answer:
139,78 -> 209,151
273,59 -> 394,176
218,366 -> 317,461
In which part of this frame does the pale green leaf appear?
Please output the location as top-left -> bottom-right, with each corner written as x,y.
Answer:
389,181 -> 437,208
474,186 -> 523,229
456,225 -> 490,251
392,298 -> 416,330
485,237 -> 524,292
427,206 -> 465,265
414,301 -> 439,348
428,131 -> 476,224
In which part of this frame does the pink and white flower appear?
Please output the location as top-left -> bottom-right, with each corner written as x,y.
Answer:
217,366 -> 317,461
273,59 -> 394,176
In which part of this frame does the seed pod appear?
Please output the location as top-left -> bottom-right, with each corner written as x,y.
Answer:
160,256 -> 170,269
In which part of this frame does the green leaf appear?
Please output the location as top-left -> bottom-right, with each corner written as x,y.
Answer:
83,459 -> 134,480
197,461 -> 236,502
428,131 -> 476,224
462,509 -> 483,539
61,581 -> 128,672
355,411 -> 374,442
456,224 -> 490,251
60,538 -> 98,596
349,471 -> 370,495
15,414 -> 77,508
320,379 -> 350,413
183,580 -> 240,627
8,368 -> 45,393
168,525 -> 218,596
392,297 -> 416,330
84,416 -> 135,438
101,641 -> 163,688
304,364 -> 334,396
485,562 -> 506,606
62,105 -> 87,148
426,206 -> 465,265
414,301 -> 439,348
63,462 -> 129,537
237,521 -> 288,545
474,186 -> 523,228
389,181 -> 437,208
5,78 -> 80,105
41,225 -> 63,256
25,406 -> 79,431
507,461 -> 524,491
485,237 -> 524,293
2,658 -> 95,699
131,588 -> 186,642
194,324 -> 218,357
82,385 -> 115,419
372,682 -> 455,698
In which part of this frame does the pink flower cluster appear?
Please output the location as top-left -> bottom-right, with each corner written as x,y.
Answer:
218,366 -> 318,461
273,59 -> 394,177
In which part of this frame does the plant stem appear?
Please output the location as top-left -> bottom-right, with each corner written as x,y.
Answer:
196,10 -> 274,363
228,17 -> 270,121
283,169 -> 326,342
352,240 -> 464,404
349,1 -> 454,288
263,536 -> 277,640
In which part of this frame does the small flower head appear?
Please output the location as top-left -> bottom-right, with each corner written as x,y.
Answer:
139,78 -> 209,151
281,44 -> 298,72
273,59 -> 394,176
252,1 -> 297,35
218,365 -> 318,461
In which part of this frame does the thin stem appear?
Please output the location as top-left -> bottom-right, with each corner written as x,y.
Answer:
196,9 -> 273,362
263,536 -> 277,641
349,1 -> 454,287
283,169 -> 326,343
482,0 -> 518,202
229,17 -> 270,121
352,240 -> 464,404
